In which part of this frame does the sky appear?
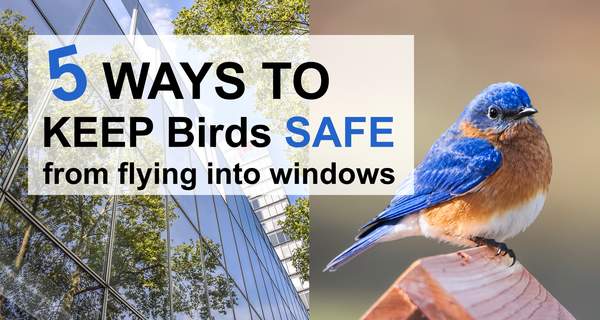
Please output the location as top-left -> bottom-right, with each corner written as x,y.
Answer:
139,0 -> 193,34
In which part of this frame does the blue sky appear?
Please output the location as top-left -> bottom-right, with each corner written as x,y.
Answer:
139,0 -> 193,34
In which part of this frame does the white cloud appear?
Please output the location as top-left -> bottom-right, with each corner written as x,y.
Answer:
142,0 -> 175,35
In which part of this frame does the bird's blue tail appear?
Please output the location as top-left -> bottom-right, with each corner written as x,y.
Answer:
323,225 -> 391,272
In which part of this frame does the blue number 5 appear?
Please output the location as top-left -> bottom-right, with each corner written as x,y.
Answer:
49,44 -> 87,101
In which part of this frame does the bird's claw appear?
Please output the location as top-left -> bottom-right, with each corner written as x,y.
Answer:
495,245 -> 516,266
472,237 -> 517,266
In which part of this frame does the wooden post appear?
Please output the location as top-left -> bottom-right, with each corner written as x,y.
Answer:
362,246 -> 574,320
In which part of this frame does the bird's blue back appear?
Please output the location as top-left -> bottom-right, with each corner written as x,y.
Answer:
357,124 -> 502,238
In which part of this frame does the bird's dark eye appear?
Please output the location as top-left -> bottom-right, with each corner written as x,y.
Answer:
488,107 -> 500,119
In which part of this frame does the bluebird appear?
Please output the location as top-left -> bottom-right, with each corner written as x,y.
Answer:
324,82 -> 552,271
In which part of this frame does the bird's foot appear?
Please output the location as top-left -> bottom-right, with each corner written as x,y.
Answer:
471,237 -> 516,266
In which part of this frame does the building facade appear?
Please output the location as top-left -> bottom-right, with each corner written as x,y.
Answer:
237,153 -> 310,309
0,0 -> 309,319
221,148 -> 309,310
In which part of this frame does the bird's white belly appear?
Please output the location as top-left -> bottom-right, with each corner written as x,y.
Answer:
478,192 -> 546,241
418,192 -> 547,243
378,192 -> 546,245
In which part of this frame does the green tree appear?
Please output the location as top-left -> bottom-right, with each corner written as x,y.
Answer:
173,0 -> 309,35
173,0 -> 311,165
0,10 -> 30,179
280,198 -> 309,282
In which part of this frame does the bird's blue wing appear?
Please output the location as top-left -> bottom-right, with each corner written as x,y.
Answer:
358,136 -> 502,238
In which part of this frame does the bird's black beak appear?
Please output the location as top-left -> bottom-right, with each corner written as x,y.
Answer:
515,107 -> 537,119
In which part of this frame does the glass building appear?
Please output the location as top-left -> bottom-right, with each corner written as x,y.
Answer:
0,0 -> 309,319
221,147 -> 309,309
250,189 -> 309,310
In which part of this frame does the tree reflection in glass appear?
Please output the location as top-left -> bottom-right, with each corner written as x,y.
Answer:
110,196 -> 238,319
0,202 -> 103,319
174,196 -> 239,318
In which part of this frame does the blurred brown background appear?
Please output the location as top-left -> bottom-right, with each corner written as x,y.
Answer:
310,1 -> 600,319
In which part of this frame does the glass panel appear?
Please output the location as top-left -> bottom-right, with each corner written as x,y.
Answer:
206,256 -> 236,320
251,307 -> 261,320
233,195 -> 256,250
107,294 -> 140,320
120,0 -> 139,17
193,150 -> 222,246
290,286 -> 304,320
196,194 -> 221,252
232,221 -> 264,318
8,156 -> 113,275
252,218 -> 270,268
0,201 -> 103,319
0,2 -> 56,163
282,275 -> 298,318
242,196 -> 260,227
104,0 -> 133,33
169,200 -> 211,319
270,262 -> 290,312
134,4 -> 156,35
264,272 -> 287,320
265,246 -> 282,291
8,85 -> 113,202
252,251 -> 276,320
0,0 -> 54,34
213,193 -> 246,295
243,224 -> 260,261
111,195 -> 169,319
284,305 -> 294,320
78,0 -> 124,35
34,0 -> 92,34
231,286 -> 252,320
225,196 -> 243,229
172,195 -> 198,229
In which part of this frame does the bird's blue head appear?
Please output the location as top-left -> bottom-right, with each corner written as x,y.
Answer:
460,82 -> 537,133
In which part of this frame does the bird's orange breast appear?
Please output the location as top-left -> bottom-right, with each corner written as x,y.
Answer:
422,120 -> 552,237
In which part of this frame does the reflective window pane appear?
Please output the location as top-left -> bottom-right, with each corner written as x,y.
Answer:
265,272 -> 287,320
111,195 -> 169,319
0,201 -> 103,319
206,256 -> 236,320
172,196 -> 198,229
196,194 -> 221,252
251,250 -> 277,320
120,0 -> 139,18
252,218 -> 271,268
104,0 -> 133,33
232,196 -> 256,249
232,221 -> 264,318
169,199 -> 211,319
134,5 -> 155,35
34,0 -> 91,34
213,194 -> 246,294
8,156 -> 113,275
0,0 -> 54,34
78,0 -> 124,35
107,294 -> 141,320
231,286 -> 252,320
